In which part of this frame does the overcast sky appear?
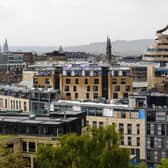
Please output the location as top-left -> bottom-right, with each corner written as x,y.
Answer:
0,0 -> 167,46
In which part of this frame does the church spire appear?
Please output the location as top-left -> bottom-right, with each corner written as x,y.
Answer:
106,36 -> 112,62
3,38 -> 8,53
106,36 -> 116,64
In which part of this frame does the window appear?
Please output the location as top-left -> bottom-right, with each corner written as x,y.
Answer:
66,78 -> 71,84
5,99 -> 7,108
13,101 -> 15,109
74,70 -> 81,76
16,101 -> 18,109
75,93 -> 78,99
150,137 -> 154,148
127,124 -> 132,134
137,137 -> 140,146
75,78 -> 79,84
114,71 -> 119,76
22,142 -> 27,152
93,121 -> 97,128
161,124 -> 165,136
29,142 -> 36,152
45,78 -> 50,84
93,86 -> 98,91
87,86 -> 90,92
120,136 -> 124,145
125,85 -> 131,92
85,79 -> 88,84
121,112 -> 126,118
94,93 -> 98,99
128,137 -> 132,146
131,149 -> 135,155
147,124 -> 150,135
73,86 -> 77,92
86,93 -> 90,99
0,98 -> 3,107
24,102 -> 27,111
121,78 -> 126,84
67,71 -> 71,76
122,71 -> 127,76
85,71 -> 90,76
99,122 -> 104,128
64,86 -> 70,92
137,124 -> 140,134
119,123 -> 124,133
115,85 -> 120,92
113,93 -> 118,99
93,71 -> 98,76
33,78 -> 38,84
19,101 -> 21,109
123,93 -> 128,98
94,78 -> 99,84
66,93 -> 71,97
112,78 -> 117,84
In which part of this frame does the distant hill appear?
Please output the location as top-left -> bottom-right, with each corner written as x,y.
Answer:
9,39 -> 154,57
65,39 -> 154,56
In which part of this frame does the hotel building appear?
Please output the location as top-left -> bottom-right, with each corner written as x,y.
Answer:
59,64 -> 103,101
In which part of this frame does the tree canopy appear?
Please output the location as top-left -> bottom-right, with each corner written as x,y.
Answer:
157,159 -> 168,168
36,125 -> 132,168
0,144 -> 28,168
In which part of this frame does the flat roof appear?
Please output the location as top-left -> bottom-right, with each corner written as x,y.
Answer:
52,100 -> 129,109
0,115 -> 78,126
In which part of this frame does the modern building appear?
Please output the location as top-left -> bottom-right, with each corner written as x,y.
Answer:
50,100 -> 146,162
33,69 -> 56,89
147,65 -> 168,89
59,63 -> 133,101
0,85 -> 60,114
128,92 -> 168,167
0,85 -> 30,113
0,110 -> 86,168
108,66 -> 133,99
143,25 -> 168,67
30,89 -> 60,114
59,64 -> 103,101
146,106 -> 168,168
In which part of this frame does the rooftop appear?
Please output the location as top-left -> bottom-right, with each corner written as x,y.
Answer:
52,100 -> 129,109
0,114 -> 79,126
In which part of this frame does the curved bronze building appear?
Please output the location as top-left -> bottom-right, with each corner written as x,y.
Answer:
143,25 -> 168,66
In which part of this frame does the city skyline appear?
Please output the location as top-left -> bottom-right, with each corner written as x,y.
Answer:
0,0 -> 167,46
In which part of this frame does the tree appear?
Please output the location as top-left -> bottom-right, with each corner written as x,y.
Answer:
140,162 -> 147,168
36,125 -> 131,168
157,159 -> 168,168
0,144 -> 28,168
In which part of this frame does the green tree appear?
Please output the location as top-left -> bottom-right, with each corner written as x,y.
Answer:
157,159 -> 168,168
0,144 -> 28,168
140,162 -> 147,168
36,125 -> 132,168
